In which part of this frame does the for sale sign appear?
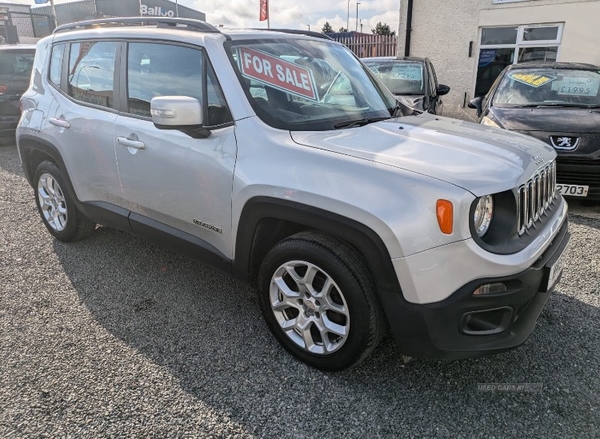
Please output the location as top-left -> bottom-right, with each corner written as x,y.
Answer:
238,47 -> 318,101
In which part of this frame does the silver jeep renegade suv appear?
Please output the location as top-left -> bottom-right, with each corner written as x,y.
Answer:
17,18 -> 570,371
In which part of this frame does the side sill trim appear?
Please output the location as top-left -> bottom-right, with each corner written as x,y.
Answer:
128,212 -> 233,275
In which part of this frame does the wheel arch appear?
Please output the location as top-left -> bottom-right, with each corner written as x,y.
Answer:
234,197 -> 403,299
18,135 -> 73,192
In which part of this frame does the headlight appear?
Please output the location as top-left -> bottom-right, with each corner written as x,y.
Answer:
481,116 -> 501,128
473,195 -> 494,237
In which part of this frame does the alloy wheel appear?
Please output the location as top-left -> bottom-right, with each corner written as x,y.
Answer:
269,260 -> 350,355
37,173 -> 68,232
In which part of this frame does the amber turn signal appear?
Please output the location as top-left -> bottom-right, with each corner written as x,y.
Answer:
436,199 -> 453,234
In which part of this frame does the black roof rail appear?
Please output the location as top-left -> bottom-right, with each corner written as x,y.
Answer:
251,28 -> 333,40
53,17 -> 221,34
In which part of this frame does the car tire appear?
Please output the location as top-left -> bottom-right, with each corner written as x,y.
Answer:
33,161 -> 96,242
257,231 -> 385,371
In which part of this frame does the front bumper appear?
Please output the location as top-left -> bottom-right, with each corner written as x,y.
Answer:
386,220 -> 570,360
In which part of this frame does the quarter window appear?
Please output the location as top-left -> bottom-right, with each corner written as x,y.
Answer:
206,63 -> 233,126
67,41 -> 117,109
50,44 -> 65,87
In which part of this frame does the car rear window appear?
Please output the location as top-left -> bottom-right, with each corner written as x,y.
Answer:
364,61 -> 425,95
0,50 -> 34,85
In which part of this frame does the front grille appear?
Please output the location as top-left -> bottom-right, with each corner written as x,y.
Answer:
517,162 -> 557,236
557,157 -> 600,165
557,171 -> 600,186
556,158 -> 600,186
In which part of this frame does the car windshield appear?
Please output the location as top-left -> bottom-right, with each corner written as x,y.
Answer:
494,68 -> 600,108
363,60 -> 425,95
226,39 -> 397,130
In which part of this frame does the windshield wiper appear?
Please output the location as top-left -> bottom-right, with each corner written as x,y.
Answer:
333,116 -> 389,129
503,104 -> 542,108
508,103 -> 600,109
538,103 -> 600,109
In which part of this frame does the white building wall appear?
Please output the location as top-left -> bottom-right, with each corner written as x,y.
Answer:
398,0 -> 600,121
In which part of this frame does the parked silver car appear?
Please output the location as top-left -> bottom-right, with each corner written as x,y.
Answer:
18,18 -> 569,371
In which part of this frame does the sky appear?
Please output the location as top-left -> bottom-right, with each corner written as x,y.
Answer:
20,0 -> 401,35
191,0 -> 401,34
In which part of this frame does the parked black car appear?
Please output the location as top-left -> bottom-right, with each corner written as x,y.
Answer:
362,56 -> 450,115
0,45 -> 35,145
470,62 -> 600,200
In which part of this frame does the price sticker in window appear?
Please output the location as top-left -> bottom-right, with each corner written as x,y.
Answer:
391,64 -> 423,81
554,77 -> 599,96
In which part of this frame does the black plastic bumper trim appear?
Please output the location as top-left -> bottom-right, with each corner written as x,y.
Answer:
386,219 -> 570,360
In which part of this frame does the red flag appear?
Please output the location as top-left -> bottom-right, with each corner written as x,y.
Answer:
259,0 -> 269,22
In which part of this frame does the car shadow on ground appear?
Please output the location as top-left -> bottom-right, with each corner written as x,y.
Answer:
53,225 -> 599,436
569,213 -> 600,231
0,144 -> 26,179
568,200 -> 600,227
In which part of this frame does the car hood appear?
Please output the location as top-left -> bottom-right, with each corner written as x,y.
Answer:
490,107 -> 600,133
290,114 -> 556,196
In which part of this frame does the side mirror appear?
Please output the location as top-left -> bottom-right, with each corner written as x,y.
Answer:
468,96 -> 483,117
151,96 -> 210,138
436,84 -> 450,96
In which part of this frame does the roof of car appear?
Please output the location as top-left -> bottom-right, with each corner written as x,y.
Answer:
507,61 -> 599,71
362,56 -> 426,63
52,18 -> 332,42
222,28 -> 333,41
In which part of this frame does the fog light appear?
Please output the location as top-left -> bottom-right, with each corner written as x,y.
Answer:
473,282 -> 507,296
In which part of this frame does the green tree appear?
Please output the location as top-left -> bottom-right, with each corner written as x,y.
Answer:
322,21 -> 334,33
372,22 -> 396,36
338,26 -> 348,32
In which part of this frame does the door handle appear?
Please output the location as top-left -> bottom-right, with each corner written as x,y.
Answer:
117,136 -> 146,150
48,117 -> 71,129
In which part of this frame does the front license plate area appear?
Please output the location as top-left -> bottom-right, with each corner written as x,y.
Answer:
557,183 -> 589,197
542,248 -> 566,292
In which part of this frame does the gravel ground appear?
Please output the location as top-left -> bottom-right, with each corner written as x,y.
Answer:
1,145 -> 599,438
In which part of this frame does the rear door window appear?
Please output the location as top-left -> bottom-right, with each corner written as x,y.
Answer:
67,41 -> 117,109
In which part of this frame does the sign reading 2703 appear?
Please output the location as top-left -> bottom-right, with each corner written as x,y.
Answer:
238,47 -> 318,101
